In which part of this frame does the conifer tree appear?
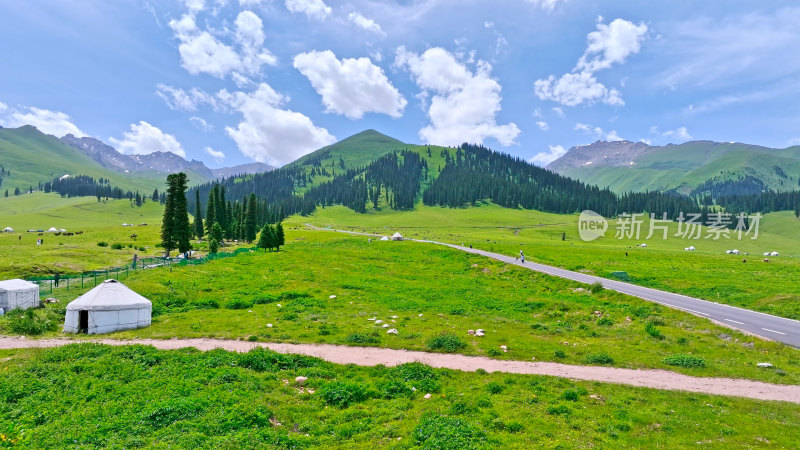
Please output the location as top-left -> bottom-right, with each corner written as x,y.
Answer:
257,224 -> 272,252
194,189 -> 204,239
245,193 -> 258,243
161,173 -> 191,257
205,187 -> 216,236
210,222 -> 223,248
275,222 -> 285,251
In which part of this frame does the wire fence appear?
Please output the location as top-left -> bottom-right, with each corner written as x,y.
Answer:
27,246 -> 258,296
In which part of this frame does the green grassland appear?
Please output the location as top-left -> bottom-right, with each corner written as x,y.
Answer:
5,230 -> 799,385
0,126 -> 179,193
0,193 -> 169,278
1,344 -> 798,448
295,205 -> 800,319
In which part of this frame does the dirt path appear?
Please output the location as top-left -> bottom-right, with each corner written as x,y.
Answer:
1,336 -> 798,404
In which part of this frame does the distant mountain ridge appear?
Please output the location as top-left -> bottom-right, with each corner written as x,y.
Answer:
547,140 -> 800,195
60,134 -> 274,179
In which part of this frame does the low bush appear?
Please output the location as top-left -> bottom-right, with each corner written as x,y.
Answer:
96,241 -> 108,247
391,362 -> 441,392
597,317 -> 614,326
412,413 -> 487,448
111,243 -> 123,250
252,294 -> 277,304
546,405 -> 571,416
485,381 -> 504,394
561,389 -> 580,401
4,309 -> 58,335
190,298 -> 219,309
584,353 -> 614,365
344,332 -> 379,345
553,350 -> 566,358
225,298 -> 254,310
663,354 -> 706,368
487,348 -> 502,357
319,381 -> 370,408
645,321 -> 665,340
426,334 -> 467,353
589,281 -> 604,293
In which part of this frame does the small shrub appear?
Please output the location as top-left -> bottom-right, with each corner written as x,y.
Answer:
345,332 -> 379,345
449,307 -> 466,315
449,400 -> 477,415
584,353 -> 614,365
597,317 -> 613,327
645,321 -> 664,340
319,381 -> 370,408
5,309 -> 58,335
561,389 -> 579,401
97,241 -> 108,247
426,334 -> 467,353
663,354 -> 706,368
111,243 -> 123,250
391,362 -> 441,393
589,281 -> 604,293
412,413 -> 487,448
531,323 -> 548,331
677,337 -> 688,345
475,368 -> 488,375
191,298 -> 219,309
487,348 -> 502,357
252,294 -> 277,305
376,379 -> 414,399
485,381 -> 504,394
247,335 -> 259,342
138,246 -> 146,252
506,421 -> 524,433
225,298 -> 254,310
554,350 -> 566,358
546,405 -> 571,416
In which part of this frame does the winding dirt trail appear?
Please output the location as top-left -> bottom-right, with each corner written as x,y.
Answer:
1,336 -> 798,404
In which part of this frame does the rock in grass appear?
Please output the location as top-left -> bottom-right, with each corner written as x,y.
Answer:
475,329 -> 485,337
295,376 -> 308,386
387,328 -> 398,334
329,295 -> 337,299
467,329 -> 475,335
382,324 -> 389,328
757,362 -> 774,368
424,393 -> 431,399
266,323 -> 273,328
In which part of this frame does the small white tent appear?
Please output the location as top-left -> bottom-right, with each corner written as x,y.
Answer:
391,232 -> 404,241
47,227 -> 58,232
64,279 -> 152,334
2,227 -> 13,233
380,236 -> 389,241
0,279 -> 40,311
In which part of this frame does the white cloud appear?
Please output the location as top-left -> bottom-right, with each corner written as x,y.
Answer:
788,137 -> 800,146
534,18 -> 646,107
156,84 -> 218,111
293,50 -> 406,119
529,145 -> 566,166
661,126 -> 692,141
533,107 -> 542,118
525,0 -> 567,11
536,120 -> 549,131
190,116 -> 214,132
575,18 -> 648,73
395,46 -> 520,146
182,0 -> 205,15
221,83 -> 336,166
285,0 -> 331,21
552,106 -> 565,117
0,105 -> 86,137
534,71 -> 624,106
348,12 -> 384,36
574,122 -> 623,141
109,121 -> 186,157
239,0 -> 263,5
168,11 -> 275,79
203,146 -> 226,162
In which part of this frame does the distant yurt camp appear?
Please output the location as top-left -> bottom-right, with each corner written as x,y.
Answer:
64,280 -> 152,334
0,279 -> 40,312
391,232 -> 404,241
2,227 -> 13,233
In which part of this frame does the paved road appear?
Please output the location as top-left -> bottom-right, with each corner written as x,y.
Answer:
310,225 -> 800,348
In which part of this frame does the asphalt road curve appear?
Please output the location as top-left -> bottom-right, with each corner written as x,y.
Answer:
309,225 -> 800,348
432,241 -> 800,348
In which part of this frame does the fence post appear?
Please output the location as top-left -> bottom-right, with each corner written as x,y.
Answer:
81,274 -> 84,289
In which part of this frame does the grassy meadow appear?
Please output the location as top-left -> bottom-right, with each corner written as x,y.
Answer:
292,205 -> 800,320
4,230 -> 799,385
1,344 -> 798,448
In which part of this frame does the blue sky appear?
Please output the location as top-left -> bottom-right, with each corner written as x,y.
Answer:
1,0 -> 799,168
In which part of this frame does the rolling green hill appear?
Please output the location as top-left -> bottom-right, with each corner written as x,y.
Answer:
288,129 -> 406,171
548,140 -> 800,194
0,126 -> 180,194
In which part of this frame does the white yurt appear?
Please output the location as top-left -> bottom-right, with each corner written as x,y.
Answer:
64,279 -> 152,334
0,279 -> 40,312
2,227 -> 13,233
379,236 -> 389,241
391,232 -> 404,241
47,227 -> 58,232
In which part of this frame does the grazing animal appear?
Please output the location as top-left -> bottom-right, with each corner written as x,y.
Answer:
763,258 -> 770,263
37,232 -> 43,236
75,231 -> 84,235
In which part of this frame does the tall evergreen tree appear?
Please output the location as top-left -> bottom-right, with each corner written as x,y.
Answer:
161,173 -> 191,257
194,189 -> 204,239
205,187 -> 217,236
275,222 -> 285,251
210,222 -> 223,249
245,193 -> 258,243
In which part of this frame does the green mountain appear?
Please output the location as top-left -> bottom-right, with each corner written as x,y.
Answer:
0,125 -> 167,193
289,129 -> 406,171
547,140 -> 800,195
